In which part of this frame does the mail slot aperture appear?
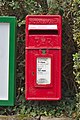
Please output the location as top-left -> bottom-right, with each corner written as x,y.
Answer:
29,30 -> 58,35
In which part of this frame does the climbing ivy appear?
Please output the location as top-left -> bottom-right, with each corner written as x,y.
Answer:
73,0 -> 80,119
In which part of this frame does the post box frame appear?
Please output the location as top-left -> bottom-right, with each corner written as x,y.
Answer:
0,16 -> 16,106
25,15 -> 62,100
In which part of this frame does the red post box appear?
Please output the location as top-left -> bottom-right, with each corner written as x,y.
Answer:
25,15 -> 62,100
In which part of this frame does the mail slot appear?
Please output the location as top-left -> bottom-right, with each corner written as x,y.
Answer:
25,15 -> 62,100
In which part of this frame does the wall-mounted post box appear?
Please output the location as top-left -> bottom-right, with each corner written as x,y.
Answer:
25,15 -> 62,100
0,16 -> 16,106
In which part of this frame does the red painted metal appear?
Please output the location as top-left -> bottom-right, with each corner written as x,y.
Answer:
25,15 -> 62,100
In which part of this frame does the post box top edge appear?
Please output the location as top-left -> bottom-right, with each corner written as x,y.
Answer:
26,15 -> 61,19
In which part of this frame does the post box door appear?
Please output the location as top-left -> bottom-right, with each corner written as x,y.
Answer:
25,49 -> 61,100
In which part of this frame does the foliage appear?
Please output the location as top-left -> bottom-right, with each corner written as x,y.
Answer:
0,97 -> 76,118
0,0 -> 78,119
72,0 -> 80,119
73,0 -> 80,49
73,53 -> 80,120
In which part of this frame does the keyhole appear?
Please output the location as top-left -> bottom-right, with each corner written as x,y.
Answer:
32,72 -> 35,76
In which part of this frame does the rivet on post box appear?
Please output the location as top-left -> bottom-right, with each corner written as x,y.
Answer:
25,15 -> 62,100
